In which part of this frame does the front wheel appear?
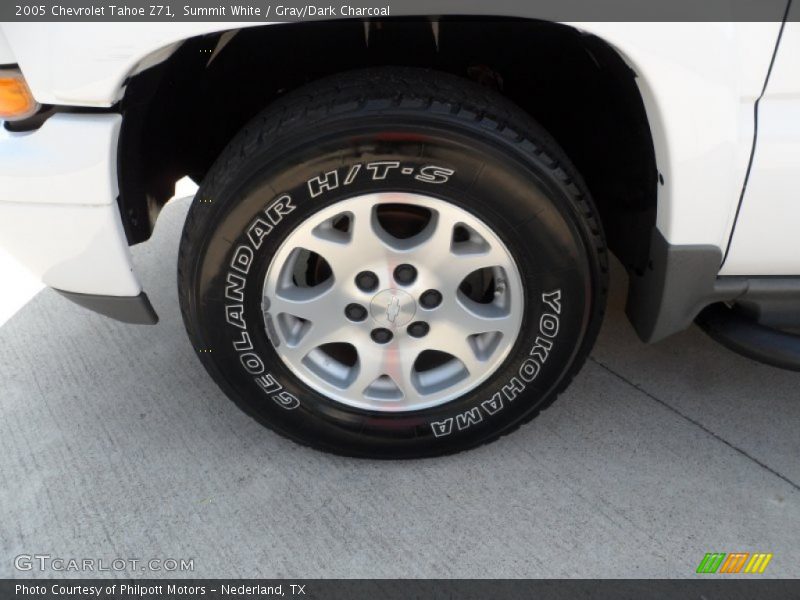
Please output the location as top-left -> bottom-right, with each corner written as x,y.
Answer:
178,67 -> 608,458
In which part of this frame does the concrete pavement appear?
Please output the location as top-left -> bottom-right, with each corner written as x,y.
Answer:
1,196 -> 798,578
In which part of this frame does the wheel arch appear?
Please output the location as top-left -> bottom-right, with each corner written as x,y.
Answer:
117,18 -> 659,279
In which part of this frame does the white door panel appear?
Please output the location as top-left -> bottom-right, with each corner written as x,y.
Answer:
721,19 -> 800,275
574,23 -> 780,251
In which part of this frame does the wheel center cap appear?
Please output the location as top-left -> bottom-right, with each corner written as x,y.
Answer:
370,289 -> 416,328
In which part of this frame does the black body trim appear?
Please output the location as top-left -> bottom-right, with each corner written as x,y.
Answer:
54,290 -> 159,325
626,229 -> 744,342
627,228 -> 800,357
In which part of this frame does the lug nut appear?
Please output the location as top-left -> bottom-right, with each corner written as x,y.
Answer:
407,321 -> 430,338
420,289 -> 442,309
356,271 -> 379,292
371,328 -> 393,344
393,264 -> 417,285
345,303 -> 367,322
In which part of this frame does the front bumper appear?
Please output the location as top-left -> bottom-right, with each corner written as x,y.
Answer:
0,113 -> 152,319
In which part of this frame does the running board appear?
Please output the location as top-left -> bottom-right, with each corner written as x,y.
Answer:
696,303 -> 800,372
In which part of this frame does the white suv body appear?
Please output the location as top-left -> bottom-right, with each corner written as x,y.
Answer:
1,20 -> 799,299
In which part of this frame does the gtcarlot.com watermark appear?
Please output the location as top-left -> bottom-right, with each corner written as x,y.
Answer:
14,554 -> 194,573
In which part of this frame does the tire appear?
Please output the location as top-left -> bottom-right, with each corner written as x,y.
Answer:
178,67 -> 608,458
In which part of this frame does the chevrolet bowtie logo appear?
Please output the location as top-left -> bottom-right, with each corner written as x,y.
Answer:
386,295 -> 401,323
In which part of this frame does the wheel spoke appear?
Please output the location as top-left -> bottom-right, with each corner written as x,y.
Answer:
439,251 -> 511,296
381,341 -> 421,403
288,202 -> 390,284
348,335 -> 398,392
268,284 -> 340,323
266,283 -> 357,361
420,209 -> 461,257
348,201 -> 388,254
424,322 -> 483,374
402,210 -> 512,293
290,234 -> 361,285
446,296 -> 517,338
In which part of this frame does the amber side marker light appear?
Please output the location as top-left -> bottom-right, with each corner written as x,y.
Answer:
0,69 -> 40,121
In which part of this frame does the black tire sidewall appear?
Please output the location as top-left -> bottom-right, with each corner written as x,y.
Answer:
184,116 -> 601,457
